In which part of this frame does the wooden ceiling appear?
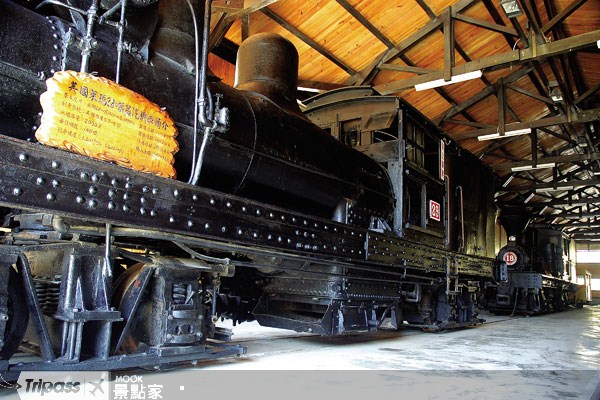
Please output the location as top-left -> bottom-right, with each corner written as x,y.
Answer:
207,0 -> 600,241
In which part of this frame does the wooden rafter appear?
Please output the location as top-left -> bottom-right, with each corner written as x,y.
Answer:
334,0 -> 394,48
209,12 -> 235,50
575,85 -> 600,106
373,29 -> 600,94
436,66 -> 533,123
453,108 -> 600,140
260,8 -> 357,76
542,0 -> 588,34
500,177 -> 600,193
531,198 -> 600,209
453,12 -> 518,37
213,0 -> 282,17
492,153 -> 600,171
337,1 -> 480,124
348,17 -> 443,85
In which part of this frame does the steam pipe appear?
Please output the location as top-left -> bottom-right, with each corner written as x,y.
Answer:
198,0 -> 215,129
115,0 -> 127,84
81,0 -> 101,73
456,186 -> 465,253
188,0 -> 218,185
190,126 -> 212,185
185,0 -> 201,183
105,223 -> 113,278
100,1 -> 122,22
35,0 -> 86,15
444,174 -> 450,246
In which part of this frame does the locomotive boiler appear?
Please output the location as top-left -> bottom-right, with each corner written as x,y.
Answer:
0,0 -> 393,223
0,0 -> 574,376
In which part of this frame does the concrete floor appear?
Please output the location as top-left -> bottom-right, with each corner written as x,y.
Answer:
1,306 -> 599,399
163,306 -> 600,400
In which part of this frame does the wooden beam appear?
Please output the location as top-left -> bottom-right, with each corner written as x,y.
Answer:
349,17 -> 443,85
454,108 -> 600,140
374,29 -> 600,94
241,14 -> 250,41
452,0 -> 479,14
530,197 -> 600,208
436,66 -> 532,122
336,0 -> 476,126
221,0 -> 283,18
575,84 -> 600,106
540,211 -> 600,220
414,0 -> 436,18
383,18 -> 443,65
539,127 -> 575,144
213,0 -> 244,13
297,79 -> 346,92
260,8 -> 356,76
531,129 -> 538,167
443,7 -> 454,82
209,13 -> 235,51
453,13 -> 518,37
561,222 -> 600,228
379,64 -> 435,74
480,136 -> 520,159
505,83 -> 554,105
501,178 -> 600,193
335,0 -> 395,48
498,78 -> 506,136
492,152 -> 600,170
445,119 -> 495,128
541,0 -> 588,34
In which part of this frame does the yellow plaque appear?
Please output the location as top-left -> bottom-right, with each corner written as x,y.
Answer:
35,70 -> 179,178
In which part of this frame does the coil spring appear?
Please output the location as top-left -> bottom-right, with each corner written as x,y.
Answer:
34,276 -> 61,314
172,283 -> 188,305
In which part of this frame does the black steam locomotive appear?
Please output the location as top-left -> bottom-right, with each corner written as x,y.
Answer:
0,0 -> 577,374
486,205 -> 578,315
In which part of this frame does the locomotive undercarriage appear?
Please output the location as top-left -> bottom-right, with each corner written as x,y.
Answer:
485,272 -> 578,315
0,134 -> 494,372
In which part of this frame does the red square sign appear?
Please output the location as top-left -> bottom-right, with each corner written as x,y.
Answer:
429,200 -> 441,222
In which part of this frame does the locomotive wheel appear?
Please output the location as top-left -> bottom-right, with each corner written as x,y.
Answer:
111,263 -> 150,354
0,267 -> 29,360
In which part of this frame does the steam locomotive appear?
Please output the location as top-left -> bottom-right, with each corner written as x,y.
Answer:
0,0 -> 578,374
486,205 -> 578,315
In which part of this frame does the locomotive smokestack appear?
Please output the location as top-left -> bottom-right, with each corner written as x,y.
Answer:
498,205 -> 530,238
235,32 -> 303,115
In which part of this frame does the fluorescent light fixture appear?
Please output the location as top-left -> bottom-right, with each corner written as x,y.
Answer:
414,70 -> 482,91
504,128 -> 532,137
478,127 -> 532,141
502,175 -> 515,187
478,133 -> 501,141
511,162 -> 556,172
524,193 -> 535,203
597,39 -> 600,49
297,86 -> 322,93
535,185 -> 574,192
